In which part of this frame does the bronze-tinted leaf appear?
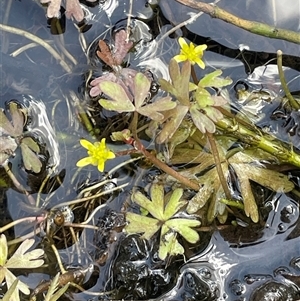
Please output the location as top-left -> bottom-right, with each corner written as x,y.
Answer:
156,105 -> 189,144
137,96 -> 176,121
113,29 -> 133,65
9,102 -> 25,137
0,109 -> 16,136
97,40 -> 115,67
20,140 -> 42,173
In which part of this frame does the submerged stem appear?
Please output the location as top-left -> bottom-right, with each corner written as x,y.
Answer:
0,23 -> 72,73
206,133 -> 231,199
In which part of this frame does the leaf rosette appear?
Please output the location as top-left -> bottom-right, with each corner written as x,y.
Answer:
125,184 -> 200,260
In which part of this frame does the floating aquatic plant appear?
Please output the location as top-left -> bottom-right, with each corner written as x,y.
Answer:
98,72 -> 176,121
156,59 -> 232,143
125,184 -> 200,260
40,0 -> 97,22
0,102 -> 42,173
90,29 -> 135,97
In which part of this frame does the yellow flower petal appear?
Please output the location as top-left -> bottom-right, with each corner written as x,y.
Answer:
76,156 -> 94,167
178,37 -> 188,49
77,138 -> 115,172
194,58 -> 206,69
97,161 -> 105,172
194,44 -> 207,53
80,139 -> 94,151
173,54 -> 187,63
174,38 -> 207,68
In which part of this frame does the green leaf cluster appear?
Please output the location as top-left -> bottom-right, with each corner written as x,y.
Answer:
0,234 -> 44,301
98,72 -> 176,121
156,59 -> 232,143
125,184 -> 200,260
184,147 -> 294,223
0,102 -> 42,173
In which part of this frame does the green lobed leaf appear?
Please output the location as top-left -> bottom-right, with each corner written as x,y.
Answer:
132,190 -> 163,220
149,184 -> 165,220
0,234 -> 8,266
21,137 -> 40,153
99,81 -> 135,112
194,87 -> 214,108
204,107 -> 224,123
199,70 -> 233,88
133,73 -> 151,109
125,212 -> 160,240
169,59 -> 191,106
163,188 -> 186,220
0,109 -> 16,136
190,105 -> 216,133
165,218 -> 200,243
20,142 -> 42,173
5,238 -> 44,269
137,96 -> 176,121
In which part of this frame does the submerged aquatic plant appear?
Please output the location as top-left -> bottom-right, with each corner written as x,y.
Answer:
76,138 -> 115,172
125,184 -> 200,260
89,30 -> 135,97
40,0 -> 97,22
0,101 -> 42,173
0,235 -> 44,301
174,37 -> 207,69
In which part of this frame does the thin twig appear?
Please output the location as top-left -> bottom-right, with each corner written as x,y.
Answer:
0,23 -> 72,73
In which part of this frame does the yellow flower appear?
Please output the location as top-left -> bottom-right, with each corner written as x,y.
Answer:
174,37 -> 207,69
76,138 -> 115,172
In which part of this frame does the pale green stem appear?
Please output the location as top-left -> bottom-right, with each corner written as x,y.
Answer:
277,50 -> 300,110
217,117 -> 300,167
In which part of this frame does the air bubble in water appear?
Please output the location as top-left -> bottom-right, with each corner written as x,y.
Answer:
229,279 -> 246,296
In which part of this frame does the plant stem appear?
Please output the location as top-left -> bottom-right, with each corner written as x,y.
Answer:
3,161 -> 35,205
277,50 -> 300,110
0,23 -> 72,73
206,132 -> 231,199
220,198 -> 244,210
217,117 -> 300,167
134,139 -> 200,190
191,65 -> 198,84
174,0 -> 300,44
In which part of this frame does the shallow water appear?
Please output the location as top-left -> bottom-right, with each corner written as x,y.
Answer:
1,1 -> 300,300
